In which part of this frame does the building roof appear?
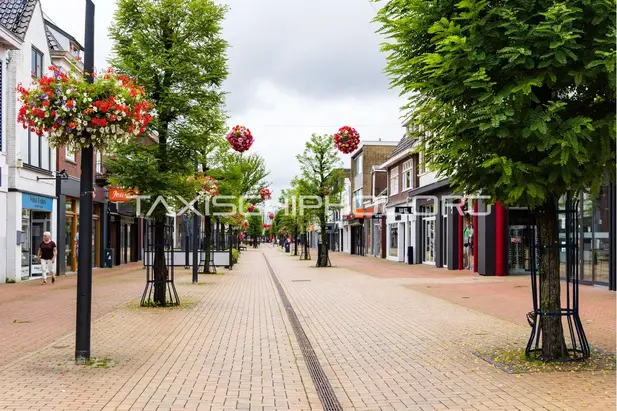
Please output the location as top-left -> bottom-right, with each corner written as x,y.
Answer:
351,140 -> 399,158
45,24 -> 61,50
44,17 -> 84,50
0,0 -> 37,40
386,135 -> 416,161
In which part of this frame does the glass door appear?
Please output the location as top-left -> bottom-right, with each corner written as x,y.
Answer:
31,212 -> 51,278
442,214 -> 448,267
423,217 -> 435,264
21,210 -> 31,279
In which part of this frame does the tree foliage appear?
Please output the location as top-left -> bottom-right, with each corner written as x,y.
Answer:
247,210 -> 263,239
375,0 -> 615,207
296,134 -> 345,266
107,0 -> 229,304
374,0 -> 616,361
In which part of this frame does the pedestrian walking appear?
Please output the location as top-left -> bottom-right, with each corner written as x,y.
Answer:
37,231 -> 57,284
463,218 -> 474,270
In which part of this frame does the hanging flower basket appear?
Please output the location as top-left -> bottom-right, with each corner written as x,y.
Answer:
259,187 -> 271,200
247,203 -> 255,213
233,212 -> 244,226
187,172 -> 219,199
268,212 -> 275,220
242,221 -> 249,230
226,125 -> 254,153
333,125 -> 360,154
17,66 -> 154,152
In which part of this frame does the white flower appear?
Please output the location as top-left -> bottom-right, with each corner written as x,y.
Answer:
80,138 -> 86,143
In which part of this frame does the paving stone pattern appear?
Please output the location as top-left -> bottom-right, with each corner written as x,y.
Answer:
0,247 -> 613,410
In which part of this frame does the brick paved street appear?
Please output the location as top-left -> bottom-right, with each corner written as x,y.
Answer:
0,246 -> 614,410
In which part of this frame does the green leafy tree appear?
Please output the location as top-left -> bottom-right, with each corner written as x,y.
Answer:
108,0 -> 228,304
247,210 -> 263,248
296,134 -> 345,267
375,0 -> 616,360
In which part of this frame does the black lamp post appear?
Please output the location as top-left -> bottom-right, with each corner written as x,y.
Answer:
75,0 -> 95,364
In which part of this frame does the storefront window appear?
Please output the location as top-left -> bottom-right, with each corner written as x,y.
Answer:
65,215 -> 74,269
390,224 -> 398,257
594,185 -> 610,284
30,211 -> 50,277
21,209 -> 30,279
581,192 -> 594,281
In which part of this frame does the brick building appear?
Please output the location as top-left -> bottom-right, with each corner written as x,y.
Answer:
344,140 -> 397,256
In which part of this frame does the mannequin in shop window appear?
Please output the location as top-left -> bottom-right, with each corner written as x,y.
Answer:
463,218 -> 474,270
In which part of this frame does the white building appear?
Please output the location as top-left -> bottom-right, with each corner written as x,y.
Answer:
340,175 -> 352,253
1,0 -> 58,282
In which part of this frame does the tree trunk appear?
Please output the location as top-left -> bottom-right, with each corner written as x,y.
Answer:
203,215 -> 212,273
153,219 -> 167,305
537,196 -> 568,360
318,208 -> 328,267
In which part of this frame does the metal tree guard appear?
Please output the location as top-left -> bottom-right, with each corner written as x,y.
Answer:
198,227 -> 217,274
141,220 -> 180,306
525,193 -> 590,360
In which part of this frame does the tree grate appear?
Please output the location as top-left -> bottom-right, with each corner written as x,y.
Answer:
263,254 -> 342,411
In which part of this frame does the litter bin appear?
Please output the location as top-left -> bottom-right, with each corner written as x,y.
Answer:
407,246 -> 413,265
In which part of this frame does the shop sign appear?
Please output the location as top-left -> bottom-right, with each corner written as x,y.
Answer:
395,206 -> 413,215
109,187 -> 138,202
22,193 -> 53,212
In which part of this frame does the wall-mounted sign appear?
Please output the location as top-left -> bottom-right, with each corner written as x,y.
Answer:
22,193 -> 53,212
109,187 -> 138,202
372,213 -> 384,219
395,206 -> 413,215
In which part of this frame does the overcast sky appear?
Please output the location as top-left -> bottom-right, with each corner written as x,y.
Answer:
40,0 -> 405,209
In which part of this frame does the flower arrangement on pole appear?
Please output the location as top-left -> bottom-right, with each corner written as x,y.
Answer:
333,125 -> 360,154
17,66 -> 154,152
226,125 -> 253,153
259,187 -> 271,200
187,172 -> 219,199
247,203 -> 255,213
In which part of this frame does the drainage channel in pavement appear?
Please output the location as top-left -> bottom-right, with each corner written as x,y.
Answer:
263,253 -> 343,411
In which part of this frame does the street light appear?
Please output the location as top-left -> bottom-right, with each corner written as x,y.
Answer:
75,0 -> 95,365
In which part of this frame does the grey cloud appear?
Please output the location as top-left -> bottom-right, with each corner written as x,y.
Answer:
222,0 -> 389,114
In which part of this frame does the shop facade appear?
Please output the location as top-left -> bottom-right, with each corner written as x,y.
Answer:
5,191 -> 58,281
385,205 -> 413,263
407,179 -> 462,270
476,182 -> 616,289
108,202 -> 140,266
56,176 -> 103,274
349,219 -> 364,256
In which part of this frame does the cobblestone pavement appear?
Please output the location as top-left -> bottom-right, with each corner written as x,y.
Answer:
0,247 -> 613,410
310,248 -> 616,353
